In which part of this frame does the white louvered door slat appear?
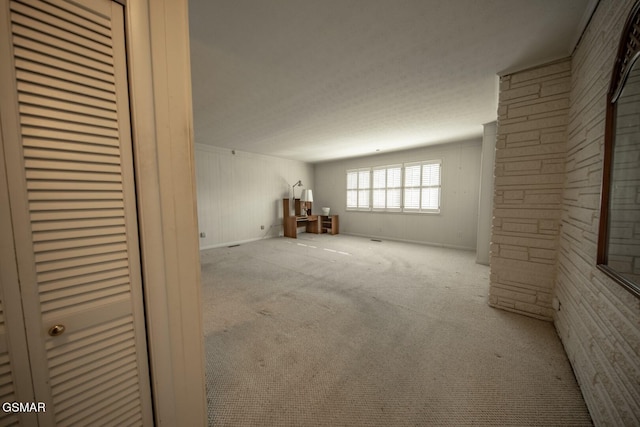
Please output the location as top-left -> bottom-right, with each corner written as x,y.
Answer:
0,0 -> 153,425
0,319 -> 20,427
0,11 -> 37,422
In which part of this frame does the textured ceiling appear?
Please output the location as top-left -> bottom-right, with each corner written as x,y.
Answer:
189,0 -> 594,163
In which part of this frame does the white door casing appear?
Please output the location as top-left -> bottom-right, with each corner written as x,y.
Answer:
0,0 -> 153,425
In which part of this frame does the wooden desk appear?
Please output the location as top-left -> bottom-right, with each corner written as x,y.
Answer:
284,215 -> 320,238
282,198 -> 338,238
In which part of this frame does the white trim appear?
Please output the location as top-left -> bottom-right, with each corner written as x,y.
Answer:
126,0 -> 206,425
343,232 -> 475,251
200,236 -> 275,250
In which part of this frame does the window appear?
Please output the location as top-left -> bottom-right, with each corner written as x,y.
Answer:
346,169 -> 370,210
403,161 -> 441,213
346,160 -> 441,213
372,166 -> 401,210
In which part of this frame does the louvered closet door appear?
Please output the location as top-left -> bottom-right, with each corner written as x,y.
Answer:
0,0 -> 153,425
0,143 -> 37,426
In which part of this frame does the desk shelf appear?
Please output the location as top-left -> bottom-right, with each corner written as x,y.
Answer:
321,215 -> 339,235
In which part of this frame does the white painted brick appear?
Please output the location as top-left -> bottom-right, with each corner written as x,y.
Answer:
496,142 -> 565,159
504,160 -> 542,171
493,208 -> 561,220
493,59 -> 570,329
500,76 -> 511,91
508,98 -> 571,119
502,221 -> 538,233
549,1 -> 640,424
499,83 -> 540,101
541,131 -> 567,144
574,141 -> 601,164
539,220 -> 559,230
499,248 -> 530,261
491,286 -> 537,303
493,269 -> 555,291
540,161 -> 566,174
523,193 -> 563,206
495,173 -> 564,187
513,301 -> 554,319
541,80 -> 572,97
492,233 -> 557,250
510,61 -> 571,84
506,130 -> 540,144
529,248 -> 557,260
578,193 -> 601,209
503,190 -> 524,200
498,114 -> 568,134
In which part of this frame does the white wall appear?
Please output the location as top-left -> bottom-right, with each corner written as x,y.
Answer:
314,139 -> 482,249
476,122 -> 496,265
195,144 -> 314,248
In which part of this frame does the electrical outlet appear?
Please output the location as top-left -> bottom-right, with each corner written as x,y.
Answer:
261,225 -> 265,230
199,232 -> 206,238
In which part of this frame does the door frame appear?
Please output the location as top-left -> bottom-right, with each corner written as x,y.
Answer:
123,1 -> 206,425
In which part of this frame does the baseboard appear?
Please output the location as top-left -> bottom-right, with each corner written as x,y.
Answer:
342,232 -> 475,251
199,236 -> 275,250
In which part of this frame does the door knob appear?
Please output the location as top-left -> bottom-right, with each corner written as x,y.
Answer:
48,324 -> 65,337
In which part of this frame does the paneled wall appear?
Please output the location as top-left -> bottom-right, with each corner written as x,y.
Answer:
195,144 -> 314,248
490,58 -> 571,320
555,0 -> 640,425
314,139 -> 482,249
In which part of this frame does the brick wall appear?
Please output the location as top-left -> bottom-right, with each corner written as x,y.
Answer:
490,58 -> 572,320
555,0 -> 640,425
492,0 -> 640,424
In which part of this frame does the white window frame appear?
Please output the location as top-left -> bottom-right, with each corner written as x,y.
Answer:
403,160 -> 442,213
346,160 -> 442,214
346,168 -> 371,210
372,165 -> 402,211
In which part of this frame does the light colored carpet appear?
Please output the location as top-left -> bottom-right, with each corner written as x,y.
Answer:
201,234 -> 592,426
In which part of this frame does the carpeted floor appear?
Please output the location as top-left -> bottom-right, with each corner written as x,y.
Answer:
201,234 -> 592,426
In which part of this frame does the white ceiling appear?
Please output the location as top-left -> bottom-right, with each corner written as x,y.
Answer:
189,0 -> 595,163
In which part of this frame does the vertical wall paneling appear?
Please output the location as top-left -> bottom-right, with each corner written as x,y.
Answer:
195,144 -> 314,249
